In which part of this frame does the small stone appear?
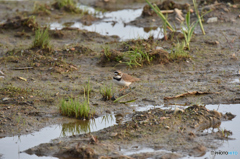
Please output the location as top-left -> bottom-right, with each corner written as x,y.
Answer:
2,97 -> 10,101
190,9 -> 194,13
7,106 -> 10,109
232,5 -> 237,8
231,53 -> 237,60
110,132 -> 118,137
70,48 -> 75,51
35,63 -> 40,67
160,117 -> 167,120
0,70 -> 4,76
69,65 -> 77,70
156,46 -> 163,50
152,19 -> 156,22
207,17 -> 218,23
17,76 -> 27,81
165,126 -> 170,129
223,8 -> 229,12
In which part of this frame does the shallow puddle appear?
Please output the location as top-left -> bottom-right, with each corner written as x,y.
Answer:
0,114 -> 116,159
200,104 -> 240,159
133,104 -> 185,112
121,147 -> 172,156
230,78 -> 240,83
50,5 -> 163,41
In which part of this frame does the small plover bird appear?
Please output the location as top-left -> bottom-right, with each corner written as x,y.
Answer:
113,70 -> 140,91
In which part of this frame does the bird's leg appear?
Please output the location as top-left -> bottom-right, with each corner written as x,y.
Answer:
119,86 -> 125,92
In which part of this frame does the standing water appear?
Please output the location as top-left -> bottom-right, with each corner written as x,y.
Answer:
0,115 -> 116,159
50,5 -> 163,41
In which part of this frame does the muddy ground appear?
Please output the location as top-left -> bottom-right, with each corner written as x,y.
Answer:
0,0 -> 240,158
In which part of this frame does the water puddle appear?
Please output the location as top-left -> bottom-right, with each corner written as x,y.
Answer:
122,147 -> 172,156
50,5 -> 163,41
0,114 -> 116,159
230,78 -> 240,83
133,104 -> 185,112
199,104 -> 240,159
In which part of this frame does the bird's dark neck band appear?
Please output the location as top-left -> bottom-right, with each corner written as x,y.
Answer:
113,77 -> 121,81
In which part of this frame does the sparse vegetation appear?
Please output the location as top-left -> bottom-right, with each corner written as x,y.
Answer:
100,84 -> 114,101
52,0 -> 85,13
193,0 -> 205,35
0,85 -> 32,97
170,41 -> 189,60
32,27 -> 51,50
33,2 -> 51,15
55,0 -> 75,9
145,0 -> 175,32
102,45 -> 111,61
181,10 -> 199,50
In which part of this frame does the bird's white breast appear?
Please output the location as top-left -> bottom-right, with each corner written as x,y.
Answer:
113,78 -> 132,86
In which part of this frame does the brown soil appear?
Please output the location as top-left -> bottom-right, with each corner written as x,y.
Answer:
0,0 -> 240,158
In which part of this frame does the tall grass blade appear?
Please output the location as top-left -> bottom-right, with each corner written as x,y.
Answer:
145,0 -> 175,32
113,93 -> 130,103
193,0 -> 205,35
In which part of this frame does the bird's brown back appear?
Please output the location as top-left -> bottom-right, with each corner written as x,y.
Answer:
122,73 -> 140,82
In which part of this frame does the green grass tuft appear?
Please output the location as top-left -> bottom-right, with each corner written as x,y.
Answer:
33,27 -> 51,49
123,43 -> 153,67
33,2 -> 51,15
59,79 -> 93,119
181,10 -> 199,50
170,41 -> 190,60
100,84 -> 114,101
53,0 -> 85,13
102,45 -> 111,61
59,97 -> 90,119
56,0 -> 75,8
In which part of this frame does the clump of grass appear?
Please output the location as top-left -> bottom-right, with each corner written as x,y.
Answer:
52,0 -> 84,13
169,41 -> 189,60
0,85 -> 32,97
59,97 -> 90,119
99,48 -> 123,66
55,0 -> 75,8
100,84 -> 114,101
102,45 -> 111,61
123,44 -> 153,67
33,27 -> 51,50
33,2 -> 51,15
59,80 -> 93,119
